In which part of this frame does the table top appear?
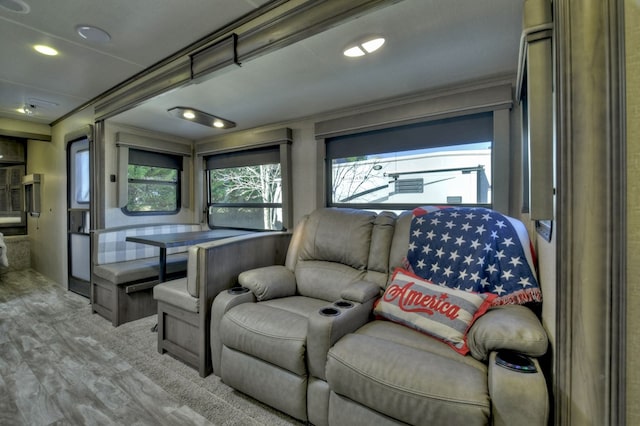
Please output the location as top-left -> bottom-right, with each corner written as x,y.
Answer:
125,229 -> 254,248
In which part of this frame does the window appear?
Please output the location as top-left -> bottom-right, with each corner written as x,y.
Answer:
72,144 -> 90,206
0,137 -> 26,235
122,149 -> 182,215
326,113 -> 494,211
205,146 -> 283,231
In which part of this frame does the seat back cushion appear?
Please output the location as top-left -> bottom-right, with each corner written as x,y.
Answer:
364,211 -> 397,288
388,210 -> 413,283
94,223 -> 201,265
299,208 -> 376,268
295,208 -> 376,300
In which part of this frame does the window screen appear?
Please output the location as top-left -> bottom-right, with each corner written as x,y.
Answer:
122,148 -> 182,215
205,146 -> 283,231
326,113 -> 493,210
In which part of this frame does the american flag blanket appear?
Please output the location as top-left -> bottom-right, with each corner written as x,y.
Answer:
404,206 -> 542,306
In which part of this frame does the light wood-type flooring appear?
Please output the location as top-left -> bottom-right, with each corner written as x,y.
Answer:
0,269 -> 214,426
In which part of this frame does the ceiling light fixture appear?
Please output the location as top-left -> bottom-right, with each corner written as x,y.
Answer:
168,107 -> 236,129
343,36 -> 386,58
0,0 -> 30,13
18,104 -> 35,115
34,44 -> 58,56
76,25 -> 112,43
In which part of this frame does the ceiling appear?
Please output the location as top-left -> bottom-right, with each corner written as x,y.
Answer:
0,0 -> 524,141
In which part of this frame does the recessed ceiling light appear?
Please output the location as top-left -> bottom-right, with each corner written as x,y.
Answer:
76,25 -> 111,43
17,104 -> 35,115
168,107 -> 236,129
343,46 -> 366,58
0,0 -> 30,13
343,37 -> 386,58
34,45 -> 58,56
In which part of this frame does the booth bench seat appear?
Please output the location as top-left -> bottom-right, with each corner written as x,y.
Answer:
91,223 -> 201,327
93,252 -> 189,285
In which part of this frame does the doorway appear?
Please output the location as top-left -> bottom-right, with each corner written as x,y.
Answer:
67,137 -> 91,297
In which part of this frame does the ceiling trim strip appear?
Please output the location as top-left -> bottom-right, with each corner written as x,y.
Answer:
85,0 -> 399,124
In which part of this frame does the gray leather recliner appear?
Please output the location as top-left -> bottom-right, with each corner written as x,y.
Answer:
210,207 -> 549,426
211,208 -> 396,424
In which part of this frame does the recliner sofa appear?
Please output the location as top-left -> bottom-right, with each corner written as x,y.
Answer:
210,207 -> 549,426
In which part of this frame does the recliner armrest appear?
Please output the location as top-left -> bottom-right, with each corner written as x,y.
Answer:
306,298 -> 376,381
210,288 -> 257,376
340,280 -> 380,304
238,265 -> 296,301
467,304 -> 548,362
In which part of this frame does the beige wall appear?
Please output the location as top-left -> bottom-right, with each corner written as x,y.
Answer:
28,108 -> 94,287
626,0 -> 640,424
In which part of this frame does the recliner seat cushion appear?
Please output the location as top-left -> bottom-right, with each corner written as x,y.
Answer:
220,297 -> 327,375
326,328 -> 490,426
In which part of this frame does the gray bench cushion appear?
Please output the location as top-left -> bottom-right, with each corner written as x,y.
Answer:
93,252 -> 188,285
153,277 -> 199,313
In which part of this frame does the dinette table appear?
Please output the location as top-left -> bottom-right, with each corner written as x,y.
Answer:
126,228 -> 253,282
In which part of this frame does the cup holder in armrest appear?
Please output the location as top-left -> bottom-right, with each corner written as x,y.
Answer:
228,286 -> 250,295
495,351 -> 537,373
334,300 -> 354,309
319,307 -> 341,316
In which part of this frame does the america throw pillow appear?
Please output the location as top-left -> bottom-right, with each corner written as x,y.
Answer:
374,268 -> 496,354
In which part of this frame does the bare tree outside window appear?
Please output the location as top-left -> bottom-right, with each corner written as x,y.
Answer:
209,163 -> 282,230
332,157 -> 386,203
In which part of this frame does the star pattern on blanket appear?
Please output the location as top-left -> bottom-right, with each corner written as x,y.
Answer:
405,207 -> 542,305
